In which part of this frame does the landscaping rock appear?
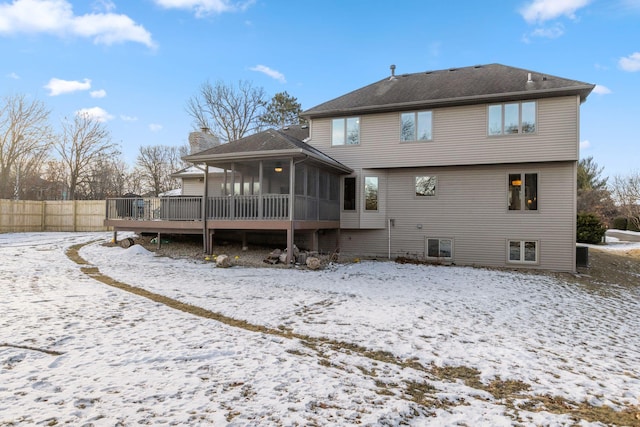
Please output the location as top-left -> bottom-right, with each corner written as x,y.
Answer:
216,254 -> 232,268
306,256 -> 321,270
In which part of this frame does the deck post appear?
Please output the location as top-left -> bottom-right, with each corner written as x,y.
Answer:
258,161 -> 263,220
310,229 -> 319,252
202,165 -> 209,253
157,232 -> 161,250
286,223 -> 294,266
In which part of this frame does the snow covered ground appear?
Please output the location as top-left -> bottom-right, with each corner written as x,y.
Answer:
1,232 -> 639,426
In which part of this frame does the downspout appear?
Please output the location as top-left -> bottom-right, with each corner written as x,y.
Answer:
388,219 -> 391,259
388,218 -> 395,259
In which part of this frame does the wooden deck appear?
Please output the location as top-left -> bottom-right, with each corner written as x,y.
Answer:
104,197 -> 340,259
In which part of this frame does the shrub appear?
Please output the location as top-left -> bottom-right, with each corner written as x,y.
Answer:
576,213 -> 607,244
628,218 -> 640,232
612,216 -> 628,230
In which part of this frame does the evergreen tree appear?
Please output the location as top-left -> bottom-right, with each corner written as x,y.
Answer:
260,91 -> 304,128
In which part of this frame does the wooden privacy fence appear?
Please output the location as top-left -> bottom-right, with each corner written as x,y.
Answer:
0,199 -> 110,233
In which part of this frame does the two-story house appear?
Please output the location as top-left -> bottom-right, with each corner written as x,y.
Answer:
105,63 -> 594,272
301,63 -> 594,271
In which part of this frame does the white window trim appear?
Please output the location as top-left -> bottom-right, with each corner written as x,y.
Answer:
426,237 -> 454,261
507,239 -> 539,264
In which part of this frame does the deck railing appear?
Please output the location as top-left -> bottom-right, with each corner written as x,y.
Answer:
106,195 -> 291,221
206,194 -> 289,220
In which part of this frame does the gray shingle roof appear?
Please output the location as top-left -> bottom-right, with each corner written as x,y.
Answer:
303,63 -> 595,118
182,125 -> 351,173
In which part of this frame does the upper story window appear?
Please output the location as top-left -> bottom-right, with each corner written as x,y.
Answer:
416,176 -> 437,197
401,111 -> 432,141
488,101 -> 536,136
509,173 -> 538,211
332,117 -> 360,145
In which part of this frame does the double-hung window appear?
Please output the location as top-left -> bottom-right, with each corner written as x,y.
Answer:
401,111 -> 432,141
508,173 -> 538,211
332,117 -> 360,145
488,101 -> 536,135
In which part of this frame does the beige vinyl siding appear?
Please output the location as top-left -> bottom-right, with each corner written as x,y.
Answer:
181,175 -> 225,196
360,169 -> 387,229
338,162 -> 577,272
309,96 -> 580,170
182,177 -> 203,196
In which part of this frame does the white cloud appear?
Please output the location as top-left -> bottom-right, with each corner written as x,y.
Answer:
92,0 -> 116,13
149,123 -> 163,132
0,0 -> 155,48
592,85 -> 611,95
120,114 -> 138,122
249,65 -> 286,83
44,77 -> 91,96
7,72 -> 20,79
529,23 -> 565,39
619,52 -> 640,72
580,140 -> 591,150
153,0 -> 255,17
90,89 -> 107,98
75,106 -> 113,122
520,0 -> 591,23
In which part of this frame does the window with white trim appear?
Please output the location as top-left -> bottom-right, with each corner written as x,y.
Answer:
427,238 -> 453,260
332,117 -> 360,145
401,111 -> 432,141
509,173 -> 538,211
488,101 -> 536,135
508,240 -> 538,263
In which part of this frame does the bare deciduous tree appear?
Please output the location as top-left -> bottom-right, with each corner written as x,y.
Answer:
78,154 -> 129,199
55,113 -> 118,200
41,160 -> 69,200
0,94 -> 54,199
135,145 -> 181,196
611,172 -> 640,230
186,80 -> 266,143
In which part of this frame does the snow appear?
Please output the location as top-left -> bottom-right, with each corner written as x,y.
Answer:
580,231 -> 640,251
1,232 -> 640,426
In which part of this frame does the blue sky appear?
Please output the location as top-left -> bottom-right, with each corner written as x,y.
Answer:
1,0 -> 638,178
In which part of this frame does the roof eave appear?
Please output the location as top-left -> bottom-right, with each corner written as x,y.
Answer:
184,148 -> 352,174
